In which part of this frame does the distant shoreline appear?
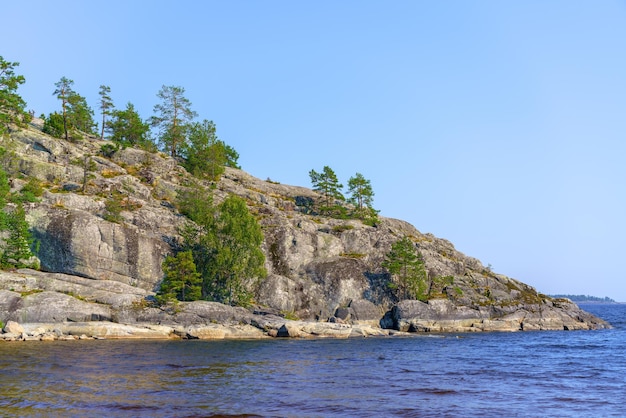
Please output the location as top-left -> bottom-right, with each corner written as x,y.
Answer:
576,301 -> 625,305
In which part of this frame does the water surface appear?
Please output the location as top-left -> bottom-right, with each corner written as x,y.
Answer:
1,304 -> 624,417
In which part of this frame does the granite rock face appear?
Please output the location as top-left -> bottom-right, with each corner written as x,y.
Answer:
392,298 -> 608,332
0,125 -> 611,336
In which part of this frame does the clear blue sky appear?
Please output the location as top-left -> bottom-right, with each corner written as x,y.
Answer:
3,1 -> 626,301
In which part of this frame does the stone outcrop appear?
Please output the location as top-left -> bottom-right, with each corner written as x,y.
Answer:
391,298 -> 608,332
0,124 -> 611,340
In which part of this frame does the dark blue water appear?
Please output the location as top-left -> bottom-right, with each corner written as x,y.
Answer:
1,304 -> 625,417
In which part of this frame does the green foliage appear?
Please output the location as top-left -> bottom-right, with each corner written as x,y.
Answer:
429,275 -> 455,297
309,165 -> 344,212
224,143 -> 240,169
382,236 -> 428,301
182,119 -> 227,181
178,189 -> 266,306
206,195 -> 266,305
67,92 -> 96,135
42,112 -> 65,138
80,155 -> 97,192
347,172 -> 379,225
549,294 -> 616,303
151,85 -> 197,158
177,185 -> 215,226
52,77 -> 96,139
332,224 -> 354,233
157,250 -> 202,304
347,172 -> 374,212
53,77 -> 74,140
281,310 -> 299,320
11,177 -> 44,203
102,190 -> 125,223
0,164 -> 10,209
98,85 -> 114,139
1,203 -> 37,269
0,56 -> 27,135
107,102 -> 152,149
360,206 -> 380,227
101,189 -> 141,223
100,142 -> 120,158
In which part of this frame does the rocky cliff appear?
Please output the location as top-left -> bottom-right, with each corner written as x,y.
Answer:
0,123 -> 610,340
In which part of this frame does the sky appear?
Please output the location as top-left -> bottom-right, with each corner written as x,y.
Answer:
2,1 -> 626,301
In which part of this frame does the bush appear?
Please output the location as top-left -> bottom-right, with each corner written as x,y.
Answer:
42,112 -> 65,138
100,143 -> 120,158
14,177 -> 44,203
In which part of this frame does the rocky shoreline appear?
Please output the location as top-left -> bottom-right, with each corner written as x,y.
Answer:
0,319 -> 396,342
0,127 -> 613,341
0,269 -> 611,343
1,286 -> 610,343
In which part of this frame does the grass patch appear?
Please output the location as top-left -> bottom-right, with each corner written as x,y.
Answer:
20,289 -> 44,297
101,169 -> 123,178
281,310 -> 299,321
332,224 -> 354,233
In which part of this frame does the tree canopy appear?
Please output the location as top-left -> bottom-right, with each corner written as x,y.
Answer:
347,172 -> 378,224
98,85 -> 114,140
178,189 -> 266,306
151,85 -> 197,158
0,56 -> 27,135
309,166 -> 344,212
0,159 -> 37,269
107,102 -> 152,149
382,236 -> 428,301
50,77 -> 96,140
157,250 -> 202,304
52,77 -> 74,140
183,120 -> 227,181
347,172 -> 374,212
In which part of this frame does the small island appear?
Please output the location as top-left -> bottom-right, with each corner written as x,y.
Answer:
549,295 -> 618,304
0,55 -> 612,341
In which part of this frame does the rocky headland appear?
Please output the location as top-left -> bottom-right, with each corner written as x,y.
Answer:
0,122 -> 610,341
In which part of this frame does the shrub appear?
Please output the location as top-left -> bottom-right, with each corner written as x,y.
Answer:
10,177 -> 44,203
42,112 -> 65,138
100,143 -> 120,158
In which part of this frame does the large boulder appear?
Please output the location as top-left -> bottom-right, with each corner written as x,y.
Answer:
29,207 -> 172,291
3,320 -> 24,334
7,291 -> 111,323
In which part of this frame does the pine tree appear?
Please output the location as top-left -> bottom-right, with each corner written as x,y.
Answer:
382,236 -> 428,301
183,119 -> 227,181
157,250 -> 202,303
52,77 -> 96,139
98,85 -> 114,139
67,92 -> 96,136
107,102 -> 151,148
179,191 -> 266,306
42,112 -> 65,138
0,56 -> 27,135
309,165 -> 344,212
53,77 -> 75,140
347,172 -> 374,209
1,203 -> 37,269
151,85 -> 197,158
207,195 -> 266,305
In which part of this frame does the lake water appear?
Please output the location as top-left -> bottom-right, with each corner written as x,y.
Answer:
1,304 -> 625,417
